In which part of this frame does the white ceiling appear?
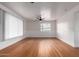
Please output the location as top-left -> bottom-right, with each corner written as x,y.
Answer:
1,2 -> 79,21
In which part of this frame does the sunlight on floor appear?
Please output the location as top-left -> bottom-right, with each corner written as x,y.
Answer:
38,39 -> 53,56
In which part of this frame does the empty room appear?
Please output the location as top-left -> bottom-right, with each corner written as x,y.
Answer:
0,2 -> 79,57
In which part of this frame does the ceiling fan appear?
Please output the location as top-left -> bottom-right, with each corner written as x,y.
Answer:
29,2 -> 44,21
32,16 -> 45,22
30,2 -> 35,3
37,16 -> 43,21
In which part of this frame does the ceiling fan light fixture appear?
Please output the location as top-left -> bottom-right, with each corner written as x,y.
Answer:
30,2 -> 35,3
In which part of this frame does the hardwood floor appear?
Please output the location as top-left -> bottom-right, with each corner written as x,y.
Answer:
0,38 -> 79,57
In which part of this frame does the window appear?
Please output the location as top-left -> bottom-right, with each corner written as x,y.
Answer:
5,12 -> 23,40
40,23 -> 51,32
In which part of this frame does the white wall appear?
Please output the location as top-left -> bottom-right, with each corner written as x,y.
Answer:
74,12 -> 79,47
57,5 -> 79,47
0,9 -> 4,41
23,20 -> 28,37
26,20 -> 56,37
57,13 -> 75,47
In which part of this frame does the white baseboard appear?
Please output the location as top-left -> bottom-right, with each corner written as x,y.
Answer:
0,36 -> 24,50
57,37 -> 74,47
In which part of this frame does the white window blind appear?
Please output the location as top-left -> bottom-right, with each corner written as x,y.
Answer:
40,23 -> 51,32
5,12 -> 23,40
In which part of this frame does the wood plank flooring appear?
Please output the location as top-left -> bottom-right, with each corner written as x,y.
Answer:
0,38 -> 79,57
